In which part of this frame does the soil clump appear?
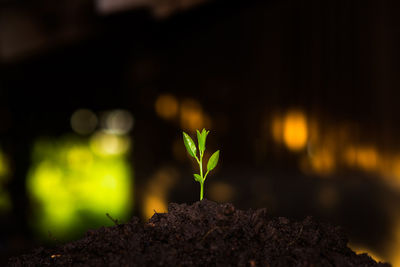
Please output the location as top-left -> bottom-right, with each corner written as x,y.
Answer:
8,199 -> 389,266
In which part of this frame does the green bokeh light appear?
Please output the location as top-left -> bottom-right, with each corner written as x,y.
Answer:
0,151 -> 10,179
0,150 -> 12,213
26,134 -> 133,240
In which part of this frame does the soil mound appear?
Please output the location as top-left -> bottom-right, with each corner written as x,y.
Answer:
9,199 -> 389,266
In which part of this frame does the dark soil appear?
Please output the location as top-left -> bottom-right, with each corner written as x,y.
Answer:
9,199 -> 389,266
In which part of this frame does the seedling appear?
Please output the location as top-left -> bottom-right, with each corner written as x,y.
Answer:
182,129 -> 220,200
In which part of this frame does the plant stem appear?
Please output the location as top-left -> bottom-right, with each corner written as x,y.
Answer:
200,182 -> 204,200
199,151 -> 204,200
203,170 -> 209,181
199,157 -> 203,179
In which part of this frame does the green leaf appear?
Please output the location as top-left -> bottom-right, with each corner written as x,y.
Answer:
196,130 -> 204,153
203,129 -> 209,147
197,129 -> 209,153
207,150 -> 220,172
193,174 -> 202,182
183,132 -> 197,158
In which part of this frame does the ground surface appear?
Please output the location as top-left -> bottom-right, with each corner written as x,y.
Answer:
9,199 -> 390,266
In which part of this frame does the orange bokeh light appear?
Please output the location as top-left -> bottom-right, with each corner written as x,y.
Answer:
180,98 -> 205,131
282,110 -> 308,151
155,94 -> 179,120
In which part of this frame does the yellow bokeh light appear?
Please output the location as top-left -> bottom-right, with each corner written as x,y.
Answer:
26,137 -> 133,240
310,149 -> 335,176
343,146 -> 357,167
142,167 -> 178,220
90,131 -> 130,156
356,147 -> 378,171
143,195 -> 167,220
180,98 -> 205,131
102,109 -> 134,135
67,146 -> 93,170
282,110 -> 308,151
155,94 -> 179,120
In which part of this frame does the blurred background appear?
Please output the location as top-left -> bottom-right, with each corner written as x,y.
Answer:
1,0 -> 400,265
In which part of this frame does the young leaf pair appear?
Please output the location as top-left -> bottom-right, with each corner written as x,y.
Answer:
182,129 -> 220,200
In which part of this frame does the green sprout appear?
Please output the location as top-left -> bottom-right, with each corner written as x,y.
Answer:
182,129 -> 220,200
